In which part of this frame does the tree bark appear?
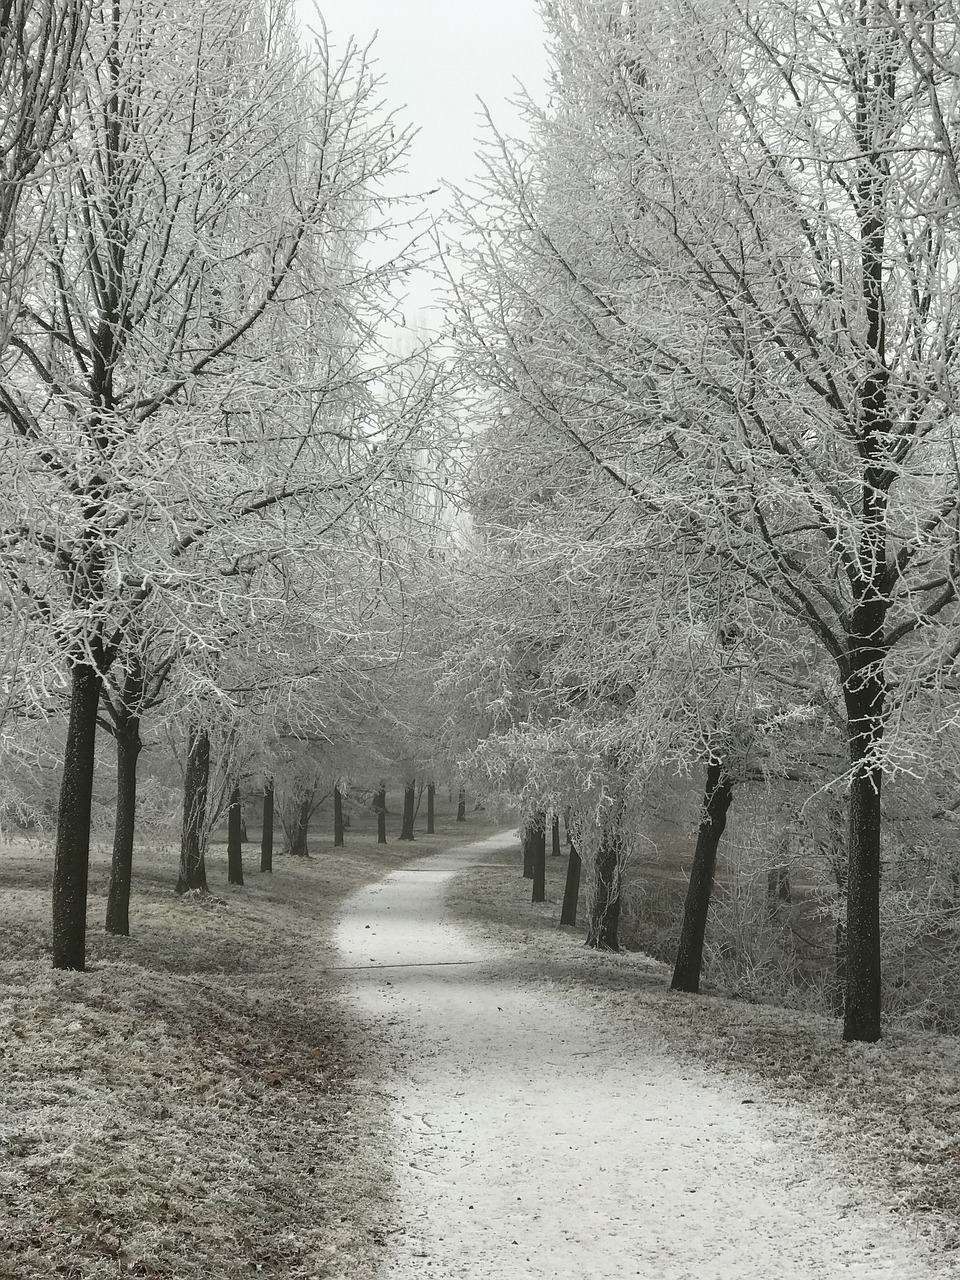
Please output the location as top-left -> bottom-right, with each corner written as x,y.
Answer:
521,819 -> 535,878
176,725 -> 210,894
399,780 -> 415,841
531,810 -> 547,903
843,682 -> 884,1042
52,662 -> 102,970
376,784 -> 387,844
551,814 -> 561,857
105,706 -> 142,936
333,785 -> 345,847
227,784 -> 244,885
426,782 -> 435,834
456,787 -> 466,822
837,49 -> 894,1042
260,780 -> 274,873
560,840 -> 582,927
671,762 -> 733,993
586,807 -> 624,952
285,797 -> 310,857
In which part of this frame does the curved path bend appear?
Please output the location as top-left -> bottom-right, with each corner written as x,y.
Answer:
336,834 -> 953,1280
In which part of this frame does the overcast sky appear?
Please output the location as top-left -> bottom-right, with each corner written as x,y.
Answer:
294,1 -> 550,316
298,0 -> 549,196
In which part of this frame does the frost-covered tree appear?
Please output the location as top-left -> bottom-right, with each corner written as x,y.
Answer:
0,0 -> 427,968
0,0 -> 88,347
450,0 -> 960,1041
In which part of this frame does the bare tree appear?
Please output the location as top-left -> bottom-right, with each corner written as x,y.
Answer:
0,0 -> 417,968
450,0 -> 960,1042
0,0 -> 88,345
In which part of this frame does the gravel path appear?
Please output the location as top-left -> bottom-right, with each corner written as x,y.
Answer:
336,833 -> 954,1280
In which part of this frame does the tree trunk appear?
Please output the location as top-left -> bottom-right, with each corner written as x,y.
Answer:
426,782 -> 435,834
671,762 -> 733,993
376,784 -> 387,845
560,840 -> 582,927
227,784 -> 244,886
521,819 -> 535,878
399,780 -> 415,841
105,709 -> 142,936
551,814 -> 561,857
176,725 -> 210,894
260,781 -> 274,873
456,787 -> 466,822
834,31 -> 895,1041
843,682 -> 884,1042
285,797 -> 310,857
531,810 -> 547,903
334,785 -> 345,847
52,662 -> 102,970
586,807 -> 624,952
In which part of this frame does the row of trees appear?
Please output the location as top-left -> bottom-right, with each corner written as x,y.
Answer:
435,0 -> 960,1043
8,0 -> 960,1048
0,1 -> 463,967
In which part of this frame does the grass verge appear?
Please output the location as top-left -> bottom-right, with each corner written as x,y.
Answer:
0,797 -> 488,1279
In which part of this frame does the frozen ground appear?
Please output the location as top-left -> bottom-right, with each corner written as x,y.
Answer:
336,833 -> 958,1280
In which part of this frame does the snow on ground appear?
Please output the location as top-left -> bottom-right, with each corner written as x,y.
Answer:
336,833 -> 958,1280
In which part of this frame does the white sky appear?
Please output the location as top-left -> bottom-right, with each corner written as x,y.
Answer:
294,0 -> 550,316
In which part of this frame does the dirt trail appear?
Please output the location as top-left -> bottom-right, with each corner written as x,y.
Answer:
336,834 -> 953,1280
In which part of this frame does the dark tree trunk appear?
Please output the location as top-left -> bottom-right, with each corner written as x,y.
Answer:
333,785 -> 345,847
285,797 -> 310,857
531,811 -> 547,903
227,785 -> 244,885
456,787 -> 466,822
52,662 -> 102,970
766,863 -> 791,913
521,819 -> 535,878
260,781 -> 274,873
586,807 -> 624,952
560,840 -> 582,927
176,725 -> 210,894
551,814 -> 561,857
838,474 -> 887,1042
376,784 -> 387,845
399,780 -> 415,841
838,51 -> 894,1043
426,782 -> 435,834
105,707 -> 142,937
843,682 -> 884,1042
671,762 -> 733,993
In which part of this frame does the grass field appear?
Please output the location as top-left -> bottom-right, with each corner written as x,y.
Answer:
0,791 -> 497,1280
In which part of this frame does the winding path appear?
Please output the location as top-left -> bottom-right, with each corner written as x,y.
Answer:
336,834 -> 953,1280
